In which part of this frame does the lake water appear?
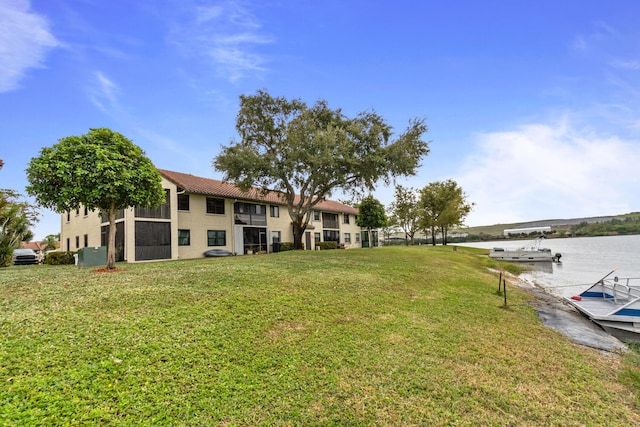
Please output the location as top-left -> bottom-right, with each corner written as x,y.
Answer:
456,235 -> 640,298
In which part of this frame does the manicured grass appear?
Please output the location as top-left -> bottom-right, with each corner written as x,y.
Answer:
1,246 -> 639,425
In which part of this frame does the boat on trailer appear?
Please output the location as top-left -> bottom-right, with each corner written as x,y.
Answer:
489,236 -> 561,263
566,271 -> 640,343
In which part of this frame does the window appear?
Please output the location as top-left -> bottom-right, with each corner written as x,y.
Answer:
323,230 -> 340,243
75,208 -> 80,216
207,230 -> 226,246
356,233 -> 360,243
66,211 -> 70,222
234,202 -> 266,226
75,236 -> 80,249
344,214 -> 350,224
178,194 -> 190,211
270,205 -> 279,218
84,234 -> 88,247
271,231 -> 281,252
314,232 -> 321,244
84,206 -> 88,216
178,229 -> 190,246
344,233 -> 351,244
135,221 -> 171,260
313,211 -> 320,221
322,212 -> 339,229
206,197 -> 225,215
66,238 -> 70,251
136,190 -> 170,219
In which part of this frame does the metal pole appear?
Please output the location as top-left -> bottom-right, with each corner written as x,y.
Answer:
503,279 -> 507,306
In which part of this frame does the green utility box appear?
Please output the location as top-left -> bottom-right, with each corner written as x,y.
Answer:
77,246 -> 107,268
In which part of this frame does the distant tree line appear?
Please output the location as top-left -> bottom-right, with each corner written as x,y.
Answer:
445,215 -> 640,243
570,217 -> 640,237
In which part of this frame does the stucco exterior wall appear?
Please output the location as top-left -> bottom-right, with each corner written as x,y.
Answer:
60,175 -> 365,262
60,208 -> 103,252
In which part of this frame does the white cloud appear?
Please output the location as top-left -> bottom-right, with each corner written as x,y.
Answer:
0,0 -> 60,92
88,71 -> 120,113
171,0 -> 274,82
457,118 -> 640,226
610,59 -> 640,70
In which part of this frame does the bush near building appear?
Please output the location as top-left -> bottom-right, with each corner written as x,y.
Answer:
44,251 -> 76,265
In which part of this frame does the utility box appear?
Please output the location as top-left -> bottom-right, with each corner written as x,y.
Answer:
77,246 -> 107,268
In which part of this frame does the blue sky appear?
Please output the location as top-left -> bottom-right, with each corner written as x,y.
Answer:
2,0 -> 640,240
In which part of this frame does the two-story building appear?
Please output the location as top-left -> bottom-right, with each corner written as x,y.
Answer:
60,169 -> 368,262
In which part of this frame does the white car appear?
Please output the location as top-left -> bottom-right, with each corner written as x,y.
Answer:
13,248 -> 39,265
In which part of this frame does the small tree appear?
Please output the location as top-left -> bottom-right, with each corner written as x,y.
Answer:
214,90 -> 429,249
419,180 -> 473,245
1,189 -> 38,267
389,185 -> 420,245
26,128 -> 166,269
356,195 -> 388,248
42,234 -> 59,251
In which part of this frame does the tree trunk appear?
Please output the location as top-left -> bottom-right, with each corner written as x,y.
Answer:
430,226 -> 437,246
107,203 -> 117,269
292,217 -> 306,250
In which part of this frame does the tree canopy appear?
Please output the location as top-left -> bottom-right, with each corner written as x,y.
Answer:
356,195 -> 388,248
389,185 -> 420,245
26,128 -> 166,269
419,180 -> 473,245
0,189 -> 38,267
42,234 -> 59,251
214,90 -> 429,249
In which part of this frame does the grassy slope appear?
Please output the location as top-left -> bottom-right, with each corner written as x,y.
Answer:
1,246 -> 639,425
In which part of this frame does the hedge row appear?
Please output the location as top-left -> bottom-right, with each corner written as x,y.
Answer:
316,241 -> 338,250
45,251 -> 76,265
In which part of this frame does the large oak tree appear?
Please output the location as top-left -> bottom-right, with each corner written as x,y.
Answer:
26,128 -> 166,269
214,90 -> 429,249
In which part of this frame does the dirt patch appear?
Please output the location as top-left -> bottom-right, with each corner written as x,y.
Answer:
92,268 -> 124,273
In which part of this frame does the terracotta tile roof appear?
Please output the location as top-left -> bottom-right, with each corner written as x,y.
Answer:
22,241 -> 44,251
158,169 -> 359,215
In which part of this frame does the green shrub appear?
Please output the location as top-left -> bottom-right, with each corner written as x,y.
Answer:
317,241 -> 338,250
45,251 -> 76,265
278,242 -> 296,252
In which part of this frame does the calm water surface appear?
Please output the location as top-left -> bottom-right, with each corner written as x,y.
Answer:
457,235 -> 640,297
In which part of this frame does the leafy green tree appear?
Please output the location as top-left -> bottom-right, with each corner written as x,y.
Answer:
1,189 -> 38,267
214,90 -> 429,249
42,234 -> 59,251
419,180 -> 473,245
26,128 -> 166,269
356,195 -> 388,248
389,185 -> 420,245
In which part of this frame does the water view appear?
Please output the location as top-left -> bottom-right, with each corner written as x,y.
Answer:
457,235 -> 640,298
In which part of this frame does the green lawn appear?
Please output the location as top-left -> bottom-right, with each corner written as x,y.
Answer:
1,246 -> 639,425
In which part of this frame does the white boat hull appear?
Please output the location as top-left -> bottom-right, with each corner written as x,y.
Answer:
565,278 -> 640,343
488,236 -> 559,263
489,250 -> 554,262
